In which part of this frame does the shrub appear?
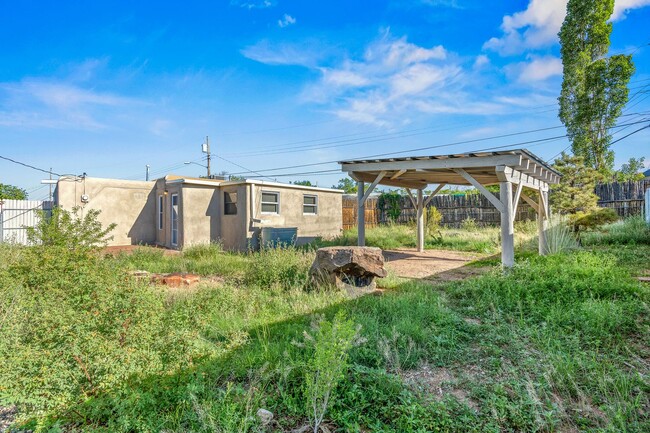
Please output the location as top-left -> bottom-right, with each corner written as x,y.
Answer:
544,217 -> 579,254
246,245 -> 313,289
569,208 -> 618,232
378,191 -> 402,223
300,312 -> 361,433
424,206 -> 443,239
460,218 -> 479,231
582,216 -> 650,245
26,206 -> 115,252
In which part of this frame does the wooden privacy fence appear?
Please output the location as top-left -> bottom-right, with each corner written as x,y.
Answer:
0,200 -> 53,245
342,180 -> 650,230
595,180 -> 650,218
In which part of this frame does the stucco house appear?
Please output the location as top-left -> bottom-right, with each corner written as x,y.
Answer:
54,175 -> 343,251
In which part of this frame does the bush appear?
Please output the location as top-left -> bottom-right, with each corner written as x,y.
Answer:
26,207 -> 115,251
569,208 -> 618,232
544,217 -> 579,254
460,218 -> 479,231
378,192 -> 402,223
246,245 -> 313,289
582,216 -> 650,246
425,206 -> 443,239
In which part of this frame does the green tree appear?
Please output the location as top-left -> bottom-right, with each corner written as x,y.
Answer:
293,180 -> 314,187
0,183 -> 27,200
333,178 -> 357,194
558,0 -> 635,176
550,153 -> 600,214
615,156 -> 645,181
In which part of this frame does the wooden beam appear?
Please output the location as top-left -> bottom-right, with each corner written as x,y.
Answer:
341,154 -> 523,173
405,188 -> 417,209
512,181 -> 524,220
390,169 -> 407,180
454,169 -> 504,213
423,183 -> 447,207
417,189 -> 425,252
539,188 -> 549,218
500,181 -> 515,268
357,181 -> 365,247
361,171 -> 387,203
496,165 -> 549,191
520,193 -> 539,212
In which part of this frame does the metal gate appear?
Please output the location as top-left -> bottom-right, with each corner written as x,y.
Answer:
0,200 -> 53,245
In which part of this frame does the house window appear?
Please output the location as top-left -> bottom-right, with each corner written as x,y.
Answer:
261,191 -> 279,214
171,194 -> 179,246
303,194 -> 318,214
224,191 -> 237,215
158,195 -> 163,230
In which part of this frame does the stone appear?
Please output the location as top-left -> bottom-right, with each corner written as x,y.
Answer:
309,246 -> 387,291
151,273 -> 201,287
256,408 -> 274,425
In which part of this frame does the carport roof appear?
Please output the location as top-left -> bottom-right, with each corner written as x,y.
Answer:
339,148 -> 560,190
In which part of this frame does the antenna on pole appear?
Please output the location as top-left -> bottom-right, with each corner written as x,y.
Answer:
202,136 -> 211,178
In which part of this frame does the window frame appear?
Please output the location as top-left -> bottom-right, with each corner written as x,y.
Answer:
158,195 -> 164,230
260,190 -> 280,215
303,194 -> 318,215
170,193 -> 179,246
223,191 -> 238,215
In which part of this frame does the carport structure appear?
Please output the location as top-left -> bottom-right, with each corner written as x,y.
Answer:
339,149 -> 561,267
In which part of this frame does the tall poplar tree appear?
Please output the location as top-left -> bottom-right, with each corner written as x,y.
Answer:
558,0 -> 635,176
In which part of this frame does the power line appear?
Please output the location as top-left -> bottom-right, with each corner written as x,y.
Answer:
0,155 -> 59,176
226,118 -> 650,176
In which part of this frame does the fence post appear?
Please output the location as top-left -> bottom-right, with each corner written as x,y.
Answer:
357,181 -> 365,246
645,188 -> 650,224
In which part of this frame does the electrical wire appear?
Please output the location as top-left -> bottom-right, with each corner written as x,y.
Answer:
0,155 -> 59,176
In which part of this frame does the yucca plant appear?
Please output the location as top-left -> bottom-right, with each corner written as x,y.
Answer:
543,216 -> 580,254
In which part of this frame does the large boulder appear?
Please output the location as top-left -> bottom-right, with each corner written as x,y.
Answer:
310,246 -> 387,291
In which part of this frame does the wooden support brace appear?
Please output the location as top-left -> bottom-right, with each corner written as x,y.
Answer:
512,181 -> 524,220
454,169 -> 504,213
520,193 -> 539,212
361,171 -> 387,204
423,183 -> 447,207
390,169 -> 407,180
405,188 -> 417,209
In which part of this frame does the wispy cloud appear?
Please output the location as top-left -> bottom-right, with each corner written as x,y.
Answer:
484,0 -> 650,56
508,55 -> 563,84
278,14 -> 296,28
0,61 -> 142,130
241,39 -> 329,67
230,0 -> 276,10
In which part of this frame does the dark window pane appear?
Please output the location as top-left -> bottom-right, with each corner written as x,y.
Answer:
303,195 -> 317,205
262,203 -> 277,213
262,192 -> 278,203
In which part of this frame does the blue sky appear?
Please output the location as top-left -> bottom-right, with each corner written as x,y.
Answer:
1,0 -> 649,196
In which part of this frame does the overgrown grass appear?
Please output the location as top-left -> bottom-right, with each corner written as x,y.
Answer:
2,222 -> 649,432
318,221 -> 538,254
582,216 -> 650,246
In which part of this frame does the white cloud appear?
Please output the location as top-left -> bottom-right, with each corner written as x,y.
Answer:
230,0 -> 275,9
241,40 -> 324,67
512,56 -> 563,83
473,54 -> 490,69
484,0 -> 650,56
278,14 -> 296,28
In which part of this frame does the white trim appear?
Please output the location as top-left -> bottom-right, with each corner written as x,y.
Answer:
303,194 -> 318,215
261,190 -> 280,215
169,177 -> 343,193
157,195 -> 163,230
170,193 -> 179,246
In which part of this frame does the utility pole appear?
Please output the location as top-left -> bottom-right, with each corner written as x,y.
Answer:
49,168 -> 52,201
202,136 -> 211,178
146,165 -> 150,181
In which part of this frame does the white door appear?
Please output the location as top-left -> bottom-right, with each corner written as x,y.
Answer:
171,194 -> 179,246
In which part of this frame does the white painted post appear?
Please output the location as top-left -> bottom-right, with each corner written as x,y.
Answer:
500,181 -> 515,267
645,188 -> 650,224
538,190 -> 549,255
417,188 -> 424,252
357,181 -> 365,246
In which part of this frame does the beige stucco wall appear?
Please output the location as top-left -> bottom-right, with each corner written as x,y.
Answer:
220,184 -> 249,251
247,184 -> 342,248
179,185 -> 220,248
55,177 -> 156,246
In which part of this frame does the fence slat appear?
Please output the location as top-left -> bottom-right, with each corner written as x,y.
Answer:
0,200 -> 53,245
341,180 -> 650,229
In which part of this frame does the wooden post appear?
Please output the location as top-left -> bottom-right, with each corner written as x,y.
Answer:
538,189 -> 549,255
417,188 -> 424,252
500,181 -> 515,268
357,181 -> 365,246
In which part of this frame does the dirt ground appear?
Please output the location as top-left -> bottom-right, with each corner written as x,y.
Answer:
102,245 -> 180,256
383,248 -> 491,281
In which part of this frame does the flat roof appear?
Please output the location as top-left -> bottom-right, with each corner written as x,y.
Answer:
166,176 -> 343,193
339,148 -> 560,189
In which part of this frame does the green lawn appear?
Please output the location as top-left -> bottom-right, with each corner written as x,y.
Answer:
1,219 -> 648,432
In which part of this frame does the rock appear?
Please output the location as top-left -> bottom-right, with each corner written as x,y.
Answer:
150,273 -> 201,287
310,246 -> 387,292
256,408 -> 274,426
129,270 -> 150,279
